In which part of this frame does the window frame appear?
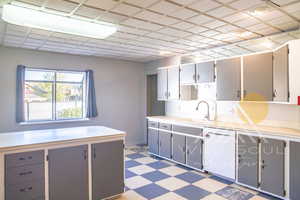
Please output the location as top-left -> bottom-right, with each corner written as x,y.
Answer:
24,68 -> 87,123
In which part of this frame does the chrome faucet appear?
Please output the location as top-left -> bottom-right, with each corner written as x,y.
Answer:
196,100 -> 210,121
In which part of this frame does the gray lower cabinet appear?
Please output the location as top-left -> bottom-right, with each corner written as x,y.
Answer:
237,135 -> 259,188
290,141 -> 300,200
92,140 -> 124,200
48,145 -> 89,200
186,136 -> 203,169
159,131 -> 172,159
148,128 -> 159,155
261,138 -> 285,197
172,134 -> 186,164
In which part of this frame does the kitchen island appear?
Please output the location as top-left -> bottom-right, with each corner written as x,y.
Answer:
0,126 -> 126,200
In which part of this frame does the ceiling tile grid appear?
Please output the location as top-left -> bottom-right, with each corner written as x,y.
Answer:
0,0 -> 299,62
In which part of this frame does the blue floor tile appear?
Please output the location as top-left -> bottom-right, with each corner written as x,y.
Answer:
147,161 -> 171,169
142,170 -> 170,182
125,169 -> 137,179
125,160 -> 141,168
135,183 -> 169,199
216,186 -> 254,200
126,153 -> 145,159
175,172 -> 205,183
210,175 -> 234,185
174,185 -> 210,200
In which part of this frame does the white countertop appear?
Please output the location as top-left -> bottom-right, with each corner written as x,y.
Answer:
0,126 -> 125,151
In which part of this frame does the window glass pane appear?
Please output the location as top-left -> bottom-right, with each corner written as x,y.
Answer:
57,72 -> 84,82
56,83 -> 83,119
25,70 -> 55,81
24,82 -> 53,121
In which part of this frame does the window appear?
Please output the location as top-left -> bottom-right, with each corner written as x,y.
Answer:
24,69 -> 86,122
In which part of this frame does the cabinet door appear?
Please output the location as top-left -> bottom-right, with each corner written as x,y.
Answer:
159,131 -> 172,159
148,128 -> 159,155
261,138 -> 285,197
290,141 -> 300,200
168,67 -> 180,100
216,57 -> 241,101
92,140 -> 124,200
186,137 -> 203,169
157,69 -> 168,100
172,134 -> 186,164
243,53 -> 273,101
273,45 -> 289,102
238,134 -> 259,188
180,64 -> 196,84
196,61 -> 215,83
49,145 -> 88,200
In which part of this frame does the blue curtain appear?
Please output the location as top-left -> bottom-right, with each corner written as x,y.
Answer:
16,65 -> 26,123
86,70 -> 98,118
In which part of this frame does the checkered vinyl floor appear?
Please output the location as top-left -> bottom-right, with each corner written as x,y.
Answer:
116,149 -> 280,200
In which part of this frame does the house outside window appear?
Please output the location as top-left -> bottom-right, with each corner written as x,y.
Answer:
24,68 -> 86,122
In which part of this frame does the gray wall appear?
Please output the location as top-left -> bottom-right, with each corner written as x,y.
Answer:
0,46 -> 147,146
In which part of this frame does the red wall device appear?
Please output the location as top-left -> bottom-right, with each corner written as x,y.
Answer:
298,96 -> 300,106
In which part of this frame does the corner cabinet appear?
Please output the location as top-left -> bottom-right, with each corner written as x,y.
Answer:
157,67 -> 179,101
92,141 -> 124,200
48,145 -> 89,200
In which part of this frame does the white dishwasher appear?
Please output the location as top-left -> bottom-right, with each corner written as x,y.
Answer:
204,128 -> 236,180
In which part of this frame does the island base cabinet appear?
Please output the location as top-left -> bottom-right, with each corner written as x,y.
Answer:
48,145 -> 89,200
92,140 -> 124,200
290,141 -> 300,200
172,134 -> 186,164
261,138 -> 285,197
148,129 -> 159,155
237,135 -> 259,188
186,137 -> 203,169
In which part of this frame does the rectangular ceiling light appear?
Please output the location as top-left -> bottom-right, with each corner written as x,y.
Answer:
2,4 -> 117,39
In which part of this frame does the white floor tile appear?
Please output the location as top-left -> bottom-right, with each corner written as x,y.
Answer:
201,194 -> 227,200
128,165 -> 155,175
125,176 -> 152,189
193,178 -> 227,192
156,177 -> 189,191
135,157 -> 157,164
159,166 -> 187,176
152,192 -> 188,200
116,190 -> 147,200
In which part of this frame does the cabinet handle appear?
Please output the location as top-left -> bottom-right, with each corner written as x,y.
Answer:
187,149 -> 190,154
19,171 -> 33,176
83,150 -> 88,160
197,74 -> 200,81
273,89 -> 277,98
237,90 -> 241,98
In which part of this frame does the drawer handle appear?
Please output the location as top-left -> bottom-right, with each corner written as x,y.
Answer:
19,171 -> 33,176
19,157 -> 25,161
20,187 -> 33,192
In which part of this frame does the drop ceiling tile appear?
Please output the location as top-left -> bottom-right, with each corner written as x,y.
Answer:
216,24 -> 241,32
169,8 -> 198,19
6,24 -> 28,33
275,21 -> 299,30
177,39 -> 201,46
135,11 -> 179,25
234,18 -> 260,28
256,10 -> 284,21
188,26 -> 208,33
124,0 -> 159,8
229,0 -> 263,10
46,0 -> 78,13
200,30 -> 219,37
149,1 -> 181,14
223,12 -> 248,23
171,22 -> 195,30
118,26 -> 150,35
99,12 -> 128,24
291,10 -> 300,19
190,0 -> 220,12
272,34 -> 295,43
122,19 -> 163,30
30,28 -> 52,36
283,2 -> 300,13
203,20 -> 226,28
17,0 -> 45,6
112,4 -> 141,16
207,6 -> 236,18
271,0 -> 297,6
146,32 -> 177,41
84,0 -> 119,10
27,33 -> 47,40
158,27 -> 191,37
24,38 -> 44,45
188,15 -> 214,25
256,27 -> 278,35
75,5 -> 104,18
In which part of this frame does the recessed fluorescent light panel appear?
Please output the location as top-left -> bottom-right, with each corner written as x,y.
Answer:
2,4 -> 117,39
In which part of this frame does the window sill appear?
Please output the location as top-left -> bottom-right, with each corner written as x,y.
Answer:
19,118 -> 90,126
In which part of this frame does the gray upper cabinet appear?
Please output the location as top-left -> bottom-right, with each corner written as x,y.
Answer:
168,67 -> 180,100
49,145 -> 89,200
243,52 -> 273,101
237,134 -> 259,188
92,140 -> 124,200
273,45 -> 289,102
196,61 -> 215,83
290,141 -> 300,200
261,138 -> 285,197
180,64 -> 196,84
157,69 -> 168,101
216,57 -> 241,101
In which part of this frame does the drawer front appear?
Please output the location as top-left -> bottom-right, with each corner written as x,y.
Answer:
6,180 -> 45,200
148,121 -> 159,128
6,151 -> 44,168
6,164 -> 44,185
173,125 -> 203,136
159,123 -> 172,131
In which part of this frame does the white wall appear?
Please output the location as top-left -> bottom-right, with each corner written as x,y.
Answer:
0,46 -> 147,146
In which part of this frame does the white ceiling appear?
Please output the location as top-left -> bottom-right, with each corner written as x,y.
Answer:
0,0 -> 300,62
